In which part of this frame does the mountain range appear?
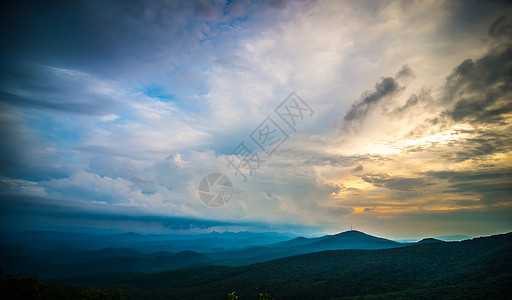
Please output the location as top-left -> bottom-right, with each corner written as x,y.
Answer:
57,232 -> 512,299
1,229 -> 452,278
1,230 -> 510,299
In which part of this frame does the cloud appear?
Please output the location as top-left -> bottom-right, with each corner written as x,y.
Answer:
427,169 -> 512,205
0,65 -> 123,115
441,17 -> 512,124
352,165 -> 364,173
318,15 -> 512,235
1,0 -> 228,74
443,57 -> 512,123
361,174 -> 433,191
392,89 -> 432,117
344,75 -> 401,122
1,1 -> 512,237
489,15 -> 512,40
0,193 -> 313,233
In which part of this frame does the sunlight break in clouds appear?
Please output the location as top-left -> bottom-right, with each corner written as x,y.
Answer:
0,0 -> 511,238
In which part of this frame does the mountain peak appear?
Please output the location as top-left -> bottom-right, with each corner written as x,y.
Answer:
417,238 -> 444,244
332,230 -> 368,236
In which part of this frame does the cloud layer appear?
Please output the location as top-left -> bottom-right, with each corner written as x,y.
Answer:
1,0 -> 511,238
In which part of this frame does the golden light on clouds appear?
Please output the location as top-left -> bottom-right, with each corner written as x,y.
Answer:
1,0 -> 511,238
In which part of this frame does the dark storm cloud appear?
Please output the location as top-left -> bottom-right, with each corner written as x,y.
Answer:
394,64 -> 413,79
489,15 -> 512,40
442,16 -> 512,124
0,0 -> 291,77
0,193 -> 315,233
358,168 -> 512,206
361,173 -> 433,191
0,0 -> 225,72
451,132 -> 512,162
352,164 -> 364,173
344,65 -> 411,124
462,138 -> 497,156
344,77 -> 400,121
443,0 -> 512,35
392,89 -> 431,117
428,169 -> 511,184
389,209 -> 512,236
0,193 -> 244,229
427,169 -> 512,205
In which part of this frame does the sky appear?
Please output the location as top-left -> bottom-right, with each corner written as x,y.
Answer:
1,0 -> 511,239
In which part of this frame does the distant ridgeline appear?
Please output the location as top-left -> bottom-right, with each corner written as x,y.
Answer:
0,230 -> 405,278
0,231 -> 510,299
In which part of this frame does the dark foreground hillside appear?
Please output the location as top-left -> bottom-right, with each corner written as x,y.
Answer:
57,232 -> 512,300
